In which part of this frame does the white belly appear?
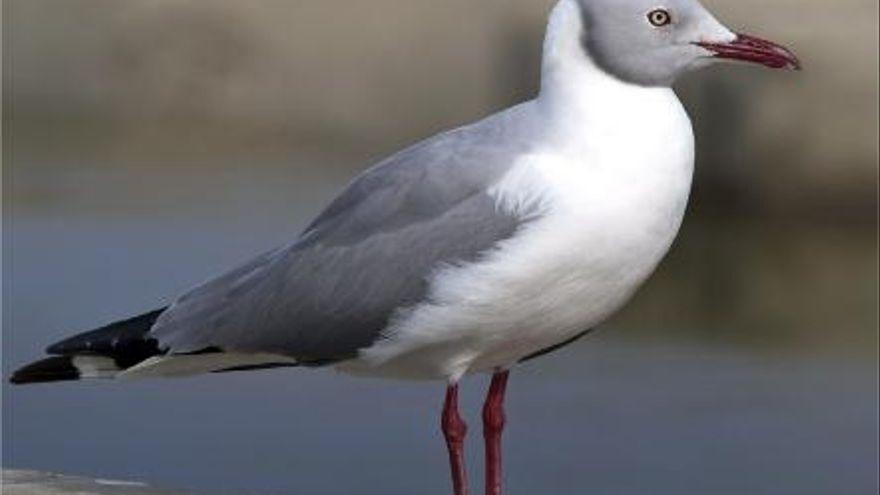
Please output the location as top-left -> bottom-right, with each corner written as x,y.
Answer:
344,94 -> 695,381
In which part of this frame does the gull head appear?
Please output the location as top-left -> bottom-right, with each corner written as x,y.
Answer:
575,0 -> 801,87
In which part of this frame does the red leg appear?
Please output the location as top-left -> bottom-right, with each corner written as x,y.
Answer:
442,382 -> 470,495
482,370 -> 510,495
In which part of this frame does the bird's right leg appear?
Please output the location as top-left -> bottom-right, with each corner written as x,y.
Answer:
442,382 -> 470,495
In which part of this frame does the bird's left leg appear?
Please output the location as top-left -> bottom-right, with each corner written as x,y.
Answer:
482,370 -> 510,495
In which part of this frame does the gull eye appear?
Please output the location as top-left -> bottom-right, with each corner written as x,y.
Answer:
647,9 -> 672,27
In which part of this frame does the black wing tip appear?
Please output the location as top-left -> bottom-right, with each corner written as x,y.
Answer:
8,356 -> 80,385
45,341 -> 72,355
13,308 -> 168,385
45,308 -> 167,359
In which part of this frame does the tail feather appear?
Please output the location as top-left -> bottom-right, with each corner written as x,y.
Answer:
9,309 -> 167,385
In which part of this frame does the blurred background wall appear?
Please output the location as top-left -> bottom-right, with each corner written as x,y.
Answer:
2,1 -> 878,494
4,0 -> 878,217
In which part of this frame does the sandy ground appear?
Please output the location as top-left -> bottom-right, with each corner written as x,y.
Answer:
1,470 -> 191,495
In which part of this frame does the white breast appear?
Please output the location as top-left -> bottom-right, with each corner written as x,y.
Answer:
346,90 -> 695,381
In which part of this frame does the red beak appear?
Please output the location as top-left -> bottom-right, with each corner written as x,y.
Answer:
697,33 -> 801,71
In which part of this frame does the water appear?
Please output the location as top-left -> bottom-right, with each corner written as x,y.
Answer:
3,167 -> 877,495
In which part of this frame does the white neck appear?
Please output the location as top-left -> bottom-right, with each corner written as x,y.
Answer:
537,0 -> 673,117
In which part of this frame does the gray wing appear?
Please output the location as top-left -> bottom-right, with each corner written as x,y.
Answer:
150,120 -> 534,363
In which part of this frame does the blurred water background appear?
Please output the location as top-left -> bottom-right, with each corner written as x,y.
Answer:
3,1 -> 878,494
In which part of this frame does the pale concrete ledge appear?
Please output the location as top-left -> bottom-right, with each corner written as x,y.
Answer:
1,470 -> 191,495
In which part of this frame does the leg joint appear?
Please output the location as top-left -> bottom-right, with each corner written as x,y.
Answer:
442,412 -> 468,443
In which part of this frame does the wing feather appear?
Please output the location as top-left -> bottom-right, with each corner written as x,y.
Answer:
151,111 -> 537,362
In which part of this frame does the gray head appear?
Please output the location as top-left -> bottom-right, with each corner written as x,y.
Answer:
574,0 -> 800,86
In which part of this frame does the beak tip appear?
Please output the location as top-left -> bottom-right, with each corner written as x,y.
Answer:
780,55 -> 802,72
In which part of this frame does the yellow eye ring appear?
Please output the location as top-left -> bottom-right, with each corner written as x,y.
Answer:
647,9 -> 672,27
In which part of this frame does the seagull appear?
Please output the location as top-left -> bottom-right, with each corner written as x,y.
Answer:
10,0 -> 799,493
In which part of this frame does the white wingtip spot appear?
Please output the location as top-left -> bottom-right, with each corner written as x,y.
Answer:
71,356 -> 121,379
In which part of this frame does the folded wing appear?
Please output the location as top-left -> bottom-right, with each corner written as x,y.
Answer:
150,122 -> 534,365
